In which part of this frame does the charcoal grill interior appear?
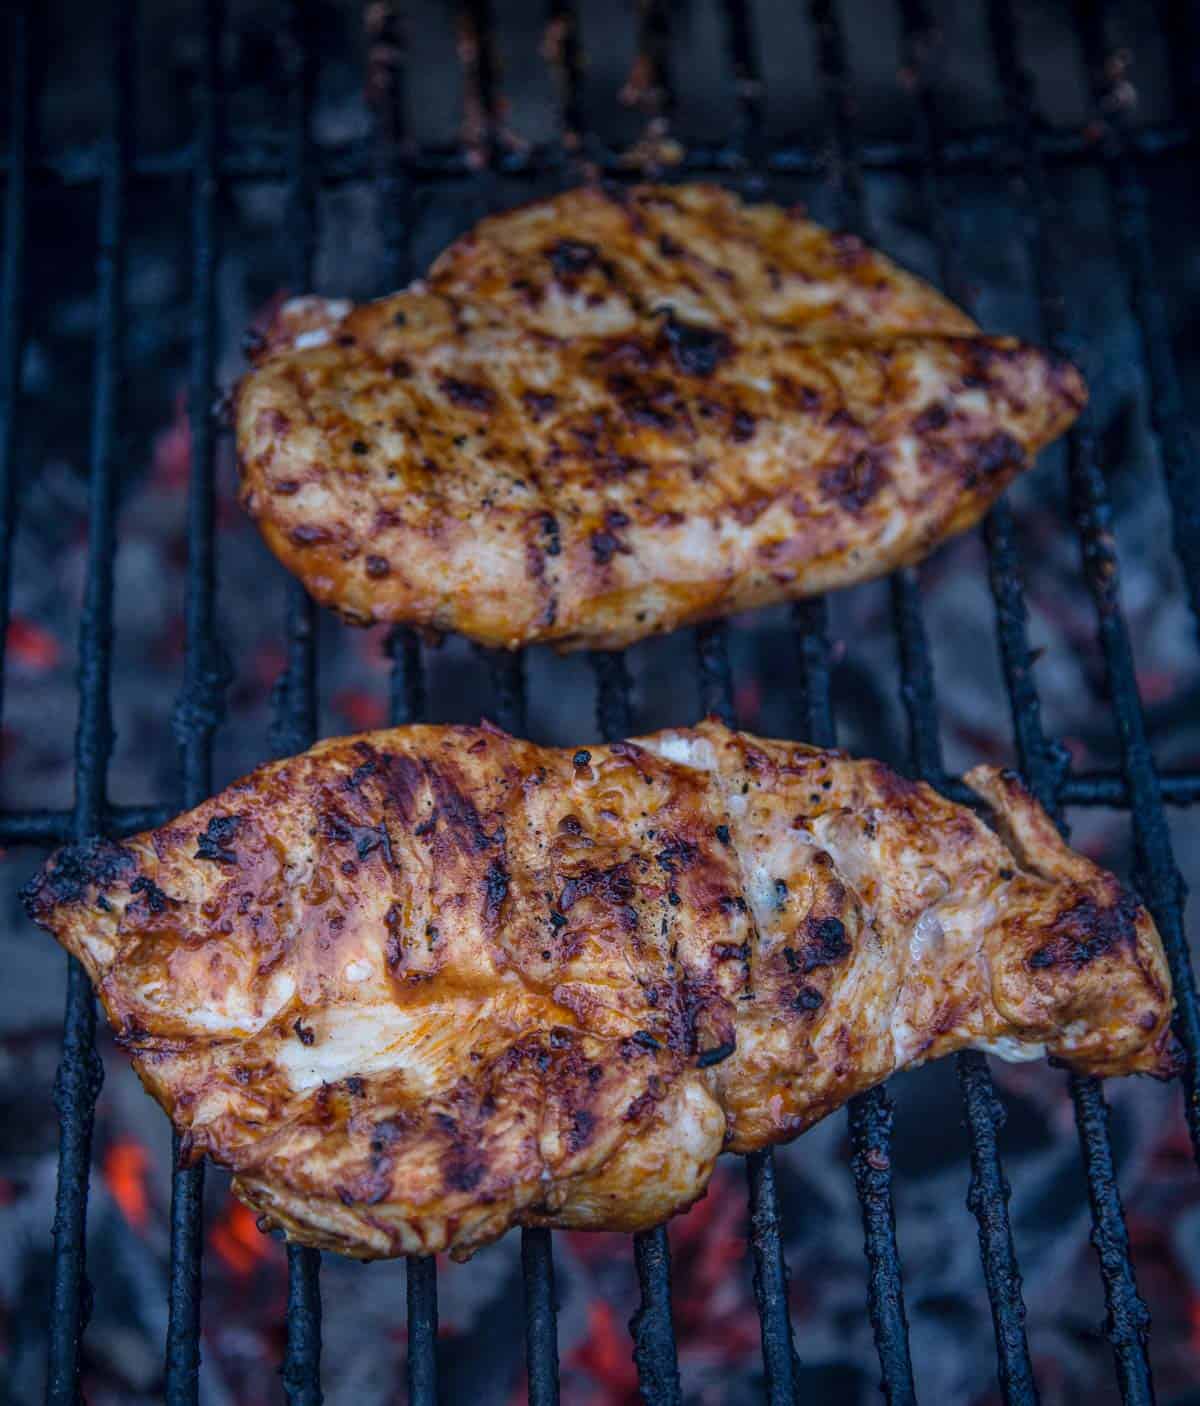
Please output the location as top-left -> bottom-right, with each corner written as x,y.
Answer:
3,1 -> 1200,1403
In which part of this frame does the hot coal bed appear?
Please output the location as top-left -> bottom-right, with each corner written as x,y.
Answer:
2,1 -> 1200,1404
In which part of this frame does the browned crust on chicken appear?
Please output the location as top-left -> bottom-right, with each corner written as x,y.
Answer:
235,184 -> 1085,649
24,722 -> 1171,1260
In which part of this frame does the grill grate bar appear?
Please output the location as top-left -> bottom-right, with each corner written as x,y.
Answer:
1069,1074 -> 1153,1401
362,10 -> 443,1391
163,3 -> 227,1397
522,1229 -> 562,1406
8,119 -> 1193,189
980,0 -> 1174,1394
693,624 -> 805,1404
994,0 -> 1200,1209
894,3 -> 1164,1398
881,3 -> 1048,1397
591,650 -> 683,1406
0,2 -> 32,733
794,597 -> 918,1404
705,21 -> 816,1393
405,1256 -> 439,1406
804,6 -> 932,1398
484,648 -> 568,1403
635,0 -> 675,128
717,0 -> 766,161
268,3 -> 326,1401
1074,1 -> 1200,637
546,0 -> 585,155
1066,0 -> 1200,1164
47,3 -> 133,1400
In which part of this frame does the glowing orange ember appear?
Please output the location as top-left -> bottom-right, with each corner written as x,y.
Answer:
210,1198 -> 273,1277
6,617 -> 61,673
569,1300 -> 640,1403
103,1140 -> 151,1232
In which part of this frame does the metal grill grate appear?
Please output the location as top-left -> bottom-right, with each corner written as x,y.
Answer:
3,1 -> 1199,1403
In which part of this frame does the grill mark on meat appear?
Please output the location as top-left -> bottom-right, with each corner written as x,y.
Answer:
484,857 -> 510,932
558,864 -> 636,933
820,450 -> 885,512
913,402 -> 949,433
800,915 -> 850,971
522,390 -> 558,421
660,312 -> 733,377
1028,893 -> 1140,970
317,810 -> 396,867
438,377 -> 495,413
195,815 -> 243,864
21,838 -> 135,913
590,531 -> 618,565
289,523 -> 333,547
130,875 -> 172,913
426,766 -> 499,855
546,239 -> 600,277
971,430 -> 1025,480
379,752 -> 425,827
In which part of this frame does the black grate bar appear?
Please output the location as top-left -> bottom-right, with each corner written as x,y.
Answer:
545,0 -> 585,155
891,548 -> 1038,1404
463,0 -> 501,159
270,4 -> 325,1402
1160,0 -> 1200,122
717,0 -> 765,162
386,627 -> 424,728
793,596 -> 918,1405
745,1149 -> 798,1405
0,2 -> 33,733
1069,1074 -> 1153,1401
992,0 -> 1200,1180
522,1229 -> 562,1406
483,650 -> 567,1404
845,1085 -> 916,1405
1074,0 -> 1200,638
485,649 -> 528,735
406,1256 -> 439,1406
1062,0 -> 1200,1164
873,4 -> 1043,1397
802,7 -> 929,1397
629,1225 -> 683,1406
362,13 -> 443,1389
47,3 -> 132,1400
590,650 -> 683,1406
590,650 -> 634,740
695,621 -> 735,726
975,2 -> 1168,1395
282,1243 -> 324,1406
693,624 -> 804,1405
7,118 -> 1193,190
163,4 -> 227,1398
635,0 -> 675,127
895,2 -> 1158,1396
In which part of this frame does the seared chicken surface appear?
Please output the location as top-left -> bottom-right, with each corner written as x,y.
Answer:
26,722 -> 1173,1260
236,183 -> 1085,649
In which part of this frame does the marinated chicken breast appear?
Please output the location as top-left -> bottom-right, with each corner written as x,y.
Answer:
26,723 -> 1174,1260
235,183 -> 1085,649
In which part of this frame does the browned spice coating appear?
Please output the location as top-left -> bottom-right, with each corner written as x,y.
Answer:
234,184 -> 1085,649
25,722 -> 1174,1261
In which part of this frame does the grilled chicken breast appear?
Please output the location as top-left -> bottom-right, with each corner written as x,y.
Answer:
235,183 -> 1085,649
25,722 -> 1173,1260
